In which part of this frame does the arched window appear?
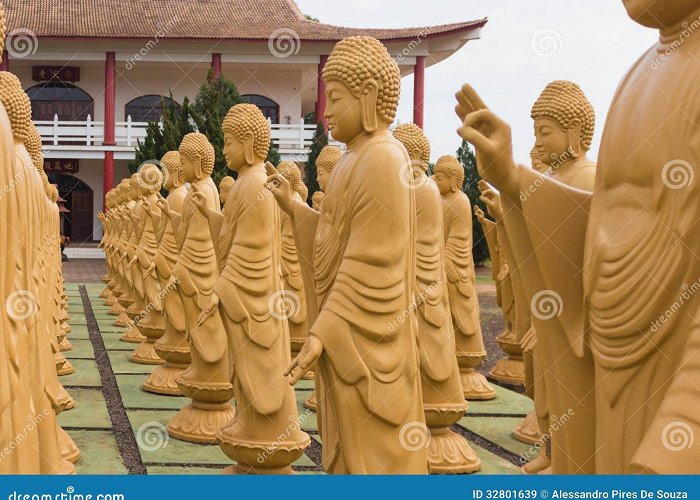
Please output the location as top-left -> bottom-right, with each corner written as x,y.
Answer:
125,95 -> 181,122
241,94 -> 280,124
27,83 -> 94,121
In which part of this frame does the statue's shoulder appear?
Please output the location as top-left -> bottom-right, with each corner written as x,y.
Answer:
355,135 -> 408,179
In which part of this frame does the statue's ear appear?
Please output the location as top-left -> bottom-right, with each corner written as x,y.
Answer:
194,155 -> 203,178
360,79 -> 379,133
243,131 -> 255,165
451,177 -> 460,192
567,119 -> 582,158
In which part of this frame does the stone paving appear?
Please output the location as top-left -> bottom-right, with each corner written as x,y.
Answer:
60,264 -> 532,475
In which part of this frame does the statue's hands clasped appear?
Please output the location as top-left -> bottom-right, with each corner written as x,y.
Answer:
285,334 -> 323,385
265,162 -> 295,215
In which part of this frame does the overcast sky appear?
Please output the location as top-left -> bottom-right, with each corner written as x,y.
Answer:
296,0 -> 659,164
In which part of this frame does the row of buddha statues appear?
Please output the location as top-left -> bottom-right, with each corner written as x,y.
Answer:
3,0 -> 699,474
0,58 -> 81,472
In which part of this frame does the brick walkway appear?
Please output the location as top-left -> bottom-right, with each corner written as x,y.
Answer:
63,259 -> 108,283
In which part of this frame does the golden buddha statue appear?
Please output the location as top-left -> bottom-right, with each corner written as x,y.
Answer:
129,163 -> 166,365
275,160 -> 309,362
218,175 -> 234,209
120,177 -> 146,342
394,123 -> 481,474
311,191 -> 324,210
431,155 -> 495,401
0,69 -> 71,473
268,36 -> 427,474
191,104 -> 309,473
143,151 -> 191,396
161,133 -> 234,443
452,26 -> 700,469
315,145 -> 342,193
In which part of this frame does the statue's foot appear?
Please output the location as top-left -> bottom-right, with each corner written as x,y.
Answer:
513,411 -> 542,445
303,390 -> 317,412
55,383 -> 75,411
521,452 -> 551,474
99,287 -> 110,298
143,362 -> 187,396
427,425 -> 481,474
59,336 -> 73,352
460,370 -> 497,400
105,295 -> 117,306
56,355 -> 75,376
130,340 -> 164,365
489,357 -> 526,385
167,402 -> 235,444
57,425 -> 80,463
108,302 -> 123,315
120,326 -> 146,343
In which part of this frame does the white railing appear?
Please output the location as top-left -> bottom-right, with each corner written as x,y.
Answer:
34,115 -> 344,161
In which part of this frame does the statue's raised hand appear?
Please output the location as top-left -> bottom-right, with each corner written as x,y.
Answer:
456,84 -> 518,196
265,162 -> 294,215
190,183 -> 207,215
478,180 -> 504,220
156,193 -> 171,217
474,205 -> 487,224
142,200 -> 152,215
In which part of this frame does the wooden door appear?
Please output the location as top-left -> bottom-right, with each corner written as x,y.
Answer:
71,191 -> 94,242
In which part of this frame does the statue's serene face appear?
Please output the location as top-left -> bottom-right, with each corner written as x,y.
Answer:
223,131 -> 246,172
180,153 -> 198,183
622,0 -> 698,28
432,171 -> 452,195
317,167 -> 329,191
534,118 -> 570,166
325,80 -> 364,144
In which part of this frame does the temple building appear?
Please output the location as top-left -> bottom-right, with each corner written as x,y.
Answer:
2,0 -> 486,243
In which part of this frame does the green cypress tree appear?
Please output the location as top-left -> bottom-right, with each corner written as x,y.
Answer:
190,69 -> 243,184
456,139 -> 490,266
303,122 -> 328,197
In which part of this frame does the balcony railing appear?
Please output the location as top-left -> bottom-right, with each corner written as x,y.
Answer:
34,115 -> 344,161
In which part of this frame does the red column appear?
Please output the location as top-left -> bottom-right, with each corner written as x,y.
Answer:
0,51 -> 9,72
413,56 -> 425,129
103,52 -> 116,209
212,53 -> 222,79
316,55 -> 328,131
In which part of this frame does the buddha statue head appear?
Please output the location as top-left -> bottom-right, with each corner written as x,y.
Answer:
137,163 -> 164,195
432,155 -> 465,196
277,161 -> 303,197
312,191 -> 325,209
179,132 -> 215,183
25,125 -> 44,170
222,103 -> 270,172
322,36 -> 400,144
299,181 -> 308,202
160,151 -> 183,191
531,80 -> 595,167
315,145 -> 342,191
118,180 -> 131,206
129,173 -> 142,201
219,176 -> 235,201
393,123 -> 431,181
622,0 -> 699,29
0,72 -> 32,143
